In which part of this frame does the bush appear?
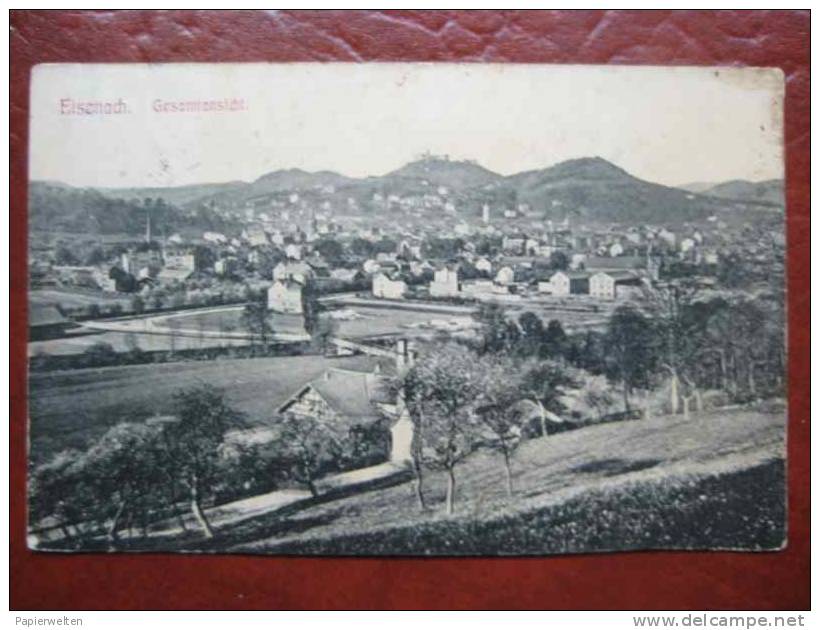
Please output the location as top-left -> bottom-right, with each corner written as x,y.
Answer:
701,389 -> 731,410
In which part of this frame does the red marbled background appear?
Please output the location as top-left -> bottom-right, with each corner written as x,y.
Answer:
10,10 -> 809,610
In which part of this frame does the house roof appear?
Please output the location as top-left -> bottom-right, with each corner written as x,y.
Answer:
278,368 -> 396,429
585,255 -> 648,270
592,270 -> 642,282
552,270 -> 590,280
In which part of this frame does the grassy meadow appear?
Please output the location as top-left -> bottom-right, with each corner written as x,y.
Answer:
182,403 -> 785,555
28,354 -> 382,463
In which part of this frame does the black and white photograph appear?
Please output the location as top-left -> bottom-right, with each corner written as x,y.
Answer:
27,62 -> 787,556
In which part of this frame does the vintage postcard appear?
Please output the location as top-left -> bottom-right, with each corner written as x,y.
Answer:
27,63 -> 786,555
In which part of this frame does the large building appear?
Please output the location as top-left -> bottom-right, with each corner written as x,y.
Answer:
267,279 -> 304,314
585,255 -> 660,281
429,267 -> 460,298
372,273 -> 407,300
549,270 -> 590,296
158,249 -> 196,283
589,271 -> 643,300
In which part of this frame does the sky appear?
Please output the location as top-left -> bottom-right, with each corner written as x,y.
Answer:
29,63 -> 784,189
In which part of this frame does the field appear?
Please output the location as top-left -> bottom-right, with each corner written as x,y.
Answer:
30,289 -> 130,310
159,304 -> 475,339
28,354 -> 383,463
202,404 -> 785,555
28,327 -> 253,357
162,308 -> 307,336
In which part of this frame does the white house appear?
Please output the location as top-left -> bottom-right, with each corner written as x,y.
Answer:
362,259 -> 381,275
657,228 -> 677,248
461,279 -> 496,300
243,226 -> 270,247
475,257 -> 493,274
524,239 -> 540,256
372,273 -> 407,299
429,267 -> 460,298
285,243 -> 303,260
203,231 -> 227,244
589,271 -> 643,300
550,270 -> 590,296
273,261 -> 313,284
494,266 -> 515,286
608,242 -> 624,257
680,237 -> 696,253
267,279 -> 303,314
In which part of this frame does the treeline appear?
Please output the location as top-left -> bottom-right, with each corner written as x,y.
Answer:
29,339 -> 313,373
29,183 -> 232,236
471,283 -> 786,413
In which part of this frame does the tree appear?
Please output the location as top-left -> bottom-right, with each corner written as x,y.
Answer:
80,422 -> 166,544
350,237 -> 376,258
516,311 -> 544,356
110,266 -> 138,293
193,245 -> 216,271
313,238 -> 345,265
164,387 -> 245,537
604,306 -> 656,412
642,282 -> 701,414
131,295 -> 145,315
541,319 -> 569,359
241,300 -> 274,346
84,246 -> 107,266
301,277 -> 321,336
392,363 -> 432,511
29,449 -> 93,543
519,359 -> 573,436
473,303 -> 519,354
549,250 -> 569,270
473,357 -> 526,496
310,315 -> 338,354
54,245 -> 79,266
83,341 -> 117,367
408,343 -> 484,514
582,375 -> 617,422
274,414 -> 342,497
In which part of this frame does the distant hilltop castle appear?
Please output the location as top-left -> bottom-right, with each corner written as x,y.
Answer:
414,151 -> 478,165
415,151 -> 450,162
